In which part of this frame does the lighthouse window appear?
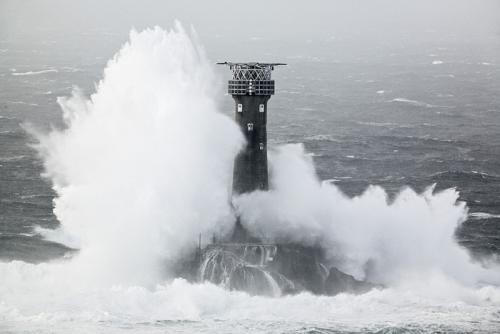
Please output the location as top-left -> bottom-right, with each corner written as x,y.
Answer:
247,123 -> 254,131
259,143 -> 264,150
237,103 -> 243,112
259,104 -> 265,113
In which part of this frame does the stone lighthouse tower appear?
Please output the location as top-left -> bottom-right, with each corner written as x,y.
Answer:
217,62 -> 285,195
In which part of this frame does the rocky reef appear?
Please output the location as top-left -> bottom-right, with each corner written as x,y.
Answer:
177,222 -> 378,296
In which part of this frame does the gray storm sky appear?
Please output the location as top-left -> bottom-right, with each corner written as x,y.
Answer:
2,0 -> 499,41
1,0 -> 499,65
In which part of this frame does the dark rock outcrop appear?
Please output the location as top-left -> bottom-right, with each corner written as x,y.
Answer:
267,244 -> 328,294
176,224 -> 379,297
324,267 -> 378,296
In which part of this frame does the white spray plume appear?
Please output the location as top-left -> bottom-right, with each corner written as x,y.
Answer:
34,23 -> 243,286
29,23 -> 499,293
234,144 -> 500,286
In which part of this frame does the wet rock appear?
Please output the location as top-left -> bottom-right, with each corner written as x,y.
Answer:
267,244 -> 328,294
176,223 -> 379,297
324,267 -> 378,296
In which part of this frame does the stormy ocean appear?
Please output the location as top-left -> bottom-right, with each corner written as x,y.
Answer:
1,1 -> 500,333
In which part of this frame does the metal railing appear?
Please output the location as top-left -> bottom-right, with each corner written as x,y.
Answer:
228,80 -> 275,95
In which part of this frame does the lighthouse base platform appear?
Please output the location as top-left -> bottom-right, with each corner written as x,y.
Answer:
175,223 -> 378,297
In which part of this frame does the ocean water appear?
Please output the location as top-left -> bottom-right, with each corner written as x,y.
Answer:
1,25 -> 500,333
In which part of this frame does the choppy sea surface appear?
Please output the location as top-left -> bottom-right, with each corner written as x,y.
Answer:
1,29 -> 500,333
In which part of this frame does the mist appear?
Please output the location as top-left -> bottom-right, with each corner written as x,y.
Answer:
2,0 -> 499,61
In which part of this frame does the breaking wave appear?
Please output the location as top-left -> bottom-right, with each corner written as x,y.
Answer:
1,261 -> 499,333
11,69 -> 59,76
469,212 -> 500,220
389,97 -> 453,109
234,144 -> 500,286
30,23 -> 243,287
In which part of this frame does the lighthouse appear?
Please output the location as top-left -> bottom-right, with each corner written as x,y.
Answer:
189,62 -> 373,296
217,62 -> 285,195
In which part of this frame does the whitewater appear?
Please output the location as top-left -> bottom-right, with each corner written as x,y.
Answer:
1,24 -> 500,333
